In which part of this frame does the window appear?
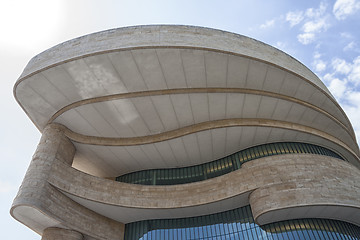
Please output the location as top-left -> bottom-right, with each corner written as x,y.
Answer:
116,142 -> 344,186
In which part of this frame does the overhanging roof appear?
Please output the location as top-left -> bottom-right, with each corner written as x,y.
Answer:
14,25 -> 360,175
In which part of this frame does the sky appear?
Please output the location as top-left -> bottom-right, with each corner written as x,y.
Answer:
1,0 -> 360,239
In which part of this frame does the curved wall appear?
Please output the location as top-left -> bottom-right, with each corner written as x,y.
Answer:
12,126 -> 360,238
10,125 -> 124,239
11,25 -> 360,240
47,141 -> 360,225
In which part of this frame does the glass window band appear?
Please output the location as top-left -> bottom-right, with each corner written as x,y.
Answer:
116,142 -> 344,186
125,205 -> 360,240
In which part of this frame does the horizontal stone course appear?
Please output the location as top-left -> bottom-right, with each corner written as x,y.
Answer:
47,151 -> 360,226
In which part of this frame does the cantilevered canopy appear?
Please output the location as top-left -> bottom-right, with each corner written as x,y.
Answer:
14,25 -> 360,176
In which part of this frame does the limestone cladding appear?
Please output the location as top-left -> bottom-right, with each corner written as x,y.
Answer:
10,25 -> 360,239
17,26 -> 325,95
46,130 -> 360,226
10,124 -> 360,239
11,124 -> 125,240
41,228 -> 83,240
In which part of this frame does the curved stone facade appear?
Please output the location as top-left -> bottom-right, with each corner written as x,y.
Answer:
41,228 -> 83,240
46,151 -> 360,226
11,125 -> 124,239
11,25 -> 360,239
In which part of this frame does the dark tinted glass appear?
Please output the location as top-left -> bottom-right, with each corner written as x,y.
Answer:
125,205 -> 360,240
116,142 -> 344,185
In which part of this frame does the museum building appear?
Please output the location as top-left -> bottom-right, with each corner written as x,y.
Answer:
11,25 -> 360,239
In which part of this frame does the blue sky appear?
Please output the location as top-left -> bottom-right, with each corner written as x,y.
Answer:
1,0 -> 360,239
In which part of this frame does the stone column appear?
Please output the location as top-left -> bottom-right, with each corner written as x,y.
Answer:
12,124 -> 125,239
41,228 -> 83,240
11,124 -> 76,234
12,123 -> 75,205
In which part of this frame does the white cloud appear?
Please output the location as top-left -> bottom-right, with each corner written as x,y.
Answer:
331,58 -> 352,74
333,0 -> 360,20
292,2 -> 331,45
341,32 -> 353,39
344,105 -> 360,138
342,92 -> 360,142
313,52 -> 327,72
260,19 -> 275,29
323,56 -> 360,142
344,41 -> 356,51
349,56 -> 360,84
297,33 -> 315,44
314,52 -> 322,59
306,2 -> 327,18
347,90 -> 360,103
328,77 -> 347,99
286,11 -> 304,27
330,56 -> 360,84
302,18 -> 329,33
314,59 -> 327,72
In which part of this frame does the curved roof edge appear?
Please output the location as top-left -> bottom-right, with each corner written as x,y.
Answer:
15,25 -> 330,97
